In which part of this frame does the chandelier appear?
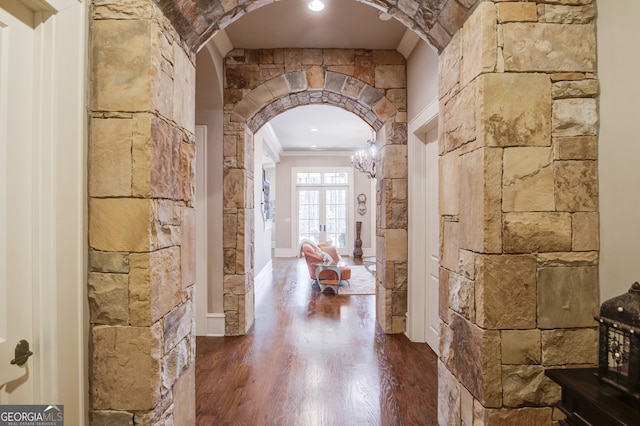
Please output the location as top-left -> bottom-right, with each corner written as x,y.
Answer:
351,133 -> 377,179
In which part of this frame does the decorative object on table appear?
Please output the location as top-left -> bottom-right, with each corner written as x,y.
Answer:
351,131 -> 377,179
262,168 -> 272,220
594,281 -> 640,400
357,193 -> 367,215
353,221 -> 363,258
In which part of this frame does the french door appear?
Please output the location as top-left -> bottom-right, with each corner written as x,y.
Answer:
294,169 -> 352,256
297,187 -> 348,248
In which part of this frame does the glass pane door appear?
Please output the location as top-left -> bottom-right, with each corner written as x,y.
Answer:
297,188 -> 320,243
325,188 -> 347,248
297,186 -> 348,249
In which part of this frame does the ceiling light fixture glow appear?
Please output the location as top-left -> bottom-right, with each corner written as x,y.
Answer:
378,11 -> 393,21
308,0 -> 325,12
311,128 -> 319,132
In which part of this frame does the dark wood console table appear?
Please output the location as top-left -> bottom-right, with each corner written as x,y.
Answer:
545,368 -> 640,425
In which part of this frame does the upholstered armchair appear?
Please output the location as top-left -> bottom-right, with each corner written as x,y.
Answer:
300,241 -> 351,286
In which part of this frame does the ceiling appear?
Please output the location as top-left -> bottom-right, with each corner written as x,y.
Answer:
267,104 -> 375,152
220,0 -> 413,154
224,0 -> 407,50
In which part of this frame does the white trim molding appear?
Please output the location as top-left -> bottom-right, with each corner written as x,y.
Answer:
275,248 -> 299,258
282,150 -> 353,157
195,125 -> 208,336
406,97 -> 439,347
254,259 -> 273,295
206,313 -> 226,336
19,0 -> 79,13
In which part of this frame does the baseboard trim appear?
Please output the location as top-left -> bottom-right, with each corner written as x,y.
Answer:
361,248 -> 375,257
206,313 -> 225,336
275,248 -> 298,258
255,260 -> 273,295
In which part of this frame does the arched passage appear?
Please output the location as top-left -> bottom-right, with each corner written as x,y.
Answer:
155,0 -> 476,53
87,1 -> 600,423
221,50 -> 409,335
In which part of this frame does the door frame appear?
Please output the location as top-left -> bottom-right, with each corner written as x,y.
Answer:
291,167 -> 354,255
406,99 -> 439,350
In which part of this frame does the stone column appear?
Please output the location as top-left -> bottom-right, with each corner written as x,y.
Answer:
222,116 -> 255,336
438,2 -> 599,424
376,120 -> 408,334
88,2 -> 196,424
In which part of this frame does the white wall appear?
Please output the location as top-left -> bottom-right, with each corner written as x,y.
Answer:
597,1 -> 640,301
407,40 -> 439,122
193,110 -> 224,317
195,42 -> 225,333
253,128 -> 273,277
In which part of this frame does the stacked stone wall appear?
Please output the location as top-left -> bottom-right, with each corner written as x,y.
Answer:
223,48 -> 408,334
87,0 -> 602,423
437,2 -> 599,424
88,1 -> 196,424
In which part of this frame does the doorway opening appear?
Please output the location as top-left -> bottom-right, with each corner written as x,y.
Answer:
218,52 -> 408,335
295,169 -> 352,252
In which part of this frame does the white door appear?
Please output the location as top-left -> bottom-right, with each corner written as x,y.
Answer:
0,2 -> 35,402
424,137 -> 440,352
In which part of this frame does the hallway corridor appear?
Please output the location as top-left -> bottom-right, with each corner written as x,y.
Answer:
196,257 -> 438,425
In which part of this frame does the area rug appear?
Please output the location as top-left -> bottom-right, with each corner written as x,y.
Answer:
313,264 -> 375,295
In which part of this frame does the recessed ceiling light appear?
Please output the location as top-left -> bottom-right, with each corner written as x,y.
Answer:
308,0 -> 325,12
311,145 -> 317,149
311,128 -> 319,132
378,11 -> 393,21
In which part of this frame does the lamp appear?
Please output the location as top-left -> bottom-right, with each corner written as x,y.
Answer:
595,282 -> 640,400
351,132 -> 377,179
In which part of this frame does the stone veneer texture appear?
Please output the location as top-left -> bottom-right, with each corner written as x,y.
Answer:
89,1 -> 196,424
437,1 -> 599,424
223,48 -> 408,334
86,0 -> 602,424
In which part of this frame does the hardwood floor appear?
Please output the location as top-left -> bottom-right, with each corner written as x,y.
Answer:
196,257 -> 438,425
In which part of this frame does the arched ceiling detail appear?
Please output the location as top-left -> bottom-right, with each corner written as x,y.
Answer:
155,0 -> 480,53
237,70 -> 396,133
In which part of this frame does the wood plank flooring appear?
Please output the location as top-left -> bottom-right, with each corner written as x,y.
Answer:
196,257 -> 438,425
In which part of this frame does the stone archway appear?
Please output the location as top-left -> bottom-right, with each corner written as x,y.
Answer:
88,0 -> 600,424
221,49 -> 409,335
155,0 -> 474,54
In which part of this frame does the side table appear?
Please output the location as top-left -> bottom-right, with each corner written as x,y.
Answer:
362,256 -> 376,275
545,368 -> 640,425
313,263 -> 342,294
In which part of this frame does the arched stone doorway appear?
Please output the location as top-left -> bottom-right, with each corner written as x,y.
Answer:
155,0 -> 472,54
88,1 -> 599,424
221,49 -> 408,336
